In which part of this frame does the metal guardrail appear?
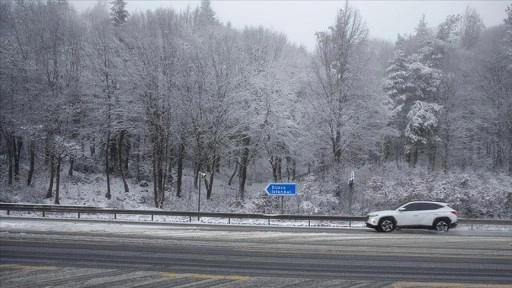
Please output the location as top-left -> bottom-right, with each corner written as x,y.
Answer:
1,203 -> 511,228
0,203 -> 364,226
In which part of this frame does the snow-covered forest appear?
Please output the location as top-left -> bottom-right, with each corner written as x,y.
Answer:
1,0 -> 511,219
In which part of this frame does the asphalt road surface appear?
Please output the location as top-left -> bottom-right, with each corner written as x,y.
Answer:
1,217 -> 511,288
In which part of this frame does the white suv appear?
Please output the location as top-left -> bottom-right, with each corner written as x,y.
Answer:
366,201 -> 458,232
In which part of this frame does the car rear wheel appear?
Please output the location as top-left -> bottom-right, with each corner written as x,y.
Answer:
379,218 -> 395,232
434,219 -> 450,232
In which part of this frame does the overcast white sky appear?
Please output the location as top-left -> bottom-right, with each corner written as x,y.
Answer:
71,0 -> 510,51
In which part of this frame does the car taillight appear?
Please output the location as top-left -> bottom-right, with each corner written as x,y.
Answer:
451,210 -> 457,215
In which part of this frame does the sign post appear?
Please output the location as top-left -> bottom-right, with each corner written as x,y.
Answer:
265,183 -> 297,214
198,172 -> 208,220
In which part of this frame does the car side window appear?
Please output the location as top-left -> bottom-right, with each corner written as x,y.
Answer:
425,203 -> 443,210
402,203 -> 421,211
404,203 -> 444,211
416,203 -> 431,210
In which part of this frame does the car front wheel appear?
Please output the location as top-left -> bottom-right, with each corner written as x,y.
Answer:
434,219 -> 450,232
379,218 -> 395,232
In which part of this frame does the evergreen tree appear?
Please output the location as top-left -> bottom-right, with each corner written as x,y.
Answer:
197,0 -> 218,28
414,14 -> 430,45
110,0 -> 128,26
384,17 -> 448,169
460,6 -> 484,49
505,4 -> 512,57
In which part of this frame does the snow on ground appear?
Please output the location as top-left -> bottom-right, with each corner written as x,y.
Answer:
2,217 -> 511,243
2,160 -> 511,227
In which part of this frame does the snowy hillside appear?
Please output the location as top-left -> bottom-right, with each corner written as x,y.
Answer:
1,159 -> 511,219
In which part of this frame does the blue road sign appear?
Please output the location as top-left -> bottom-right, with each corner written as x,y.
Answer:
265,183 -> 296,196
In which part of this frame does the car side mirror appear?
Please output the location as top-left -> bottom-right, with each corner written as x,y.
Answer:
398,208 -> 406,212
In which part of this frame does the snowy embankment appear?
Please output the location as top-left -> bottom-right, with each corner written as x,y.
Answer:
1,162 -> 511,223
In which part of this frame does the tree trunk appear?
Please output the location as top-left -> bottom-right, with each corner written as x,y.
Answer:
285,156 -> 295,181
334,130 -> 341,163
118,130 -> 129,192
429,142 -> 437,171
215,155 -> 221,173
153,155 -> 158,208
152,133 -> 165,208
238,135 -> 250,201
157,158 -> 164,208
153,149 -> 164,208
68,156 -> 74,176
176,141 -> 184,197
286,156 -> 291,181
14,137 -> 22,179
27,141 -> 35,186
45,155 -> 55,199
7,135 -> 14,185
509,149 -> 512,176
54,157 -> 61,205
125,138 -> 130,172
90,136 -> 96,156
271,156 -> 278,182
412,146 -> 418,168
206,172 -> 213,200
291,158 -> 296,181
277,157 -> 282,181
348,181 -> 354,215
194,163 -> 202,190
443,132 -> 450,172
237,161 -> 246,201
228,162 -> 238,186
105,133 -> 112,200
135,136 -> 141,182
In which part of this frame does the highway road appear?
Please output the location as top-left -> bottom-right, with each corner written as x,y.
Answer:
1,217 -> 511,287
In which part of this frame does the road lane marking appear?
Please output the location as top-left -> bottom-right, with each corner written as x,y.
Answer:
0,238 -> 119,246
234,247 -> 512,260
0,264 -> 60,271
393,282 -> 512,288
160,272 -> 251,281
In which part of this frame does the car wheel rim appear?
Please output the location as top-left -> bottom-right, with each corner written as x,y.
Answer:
381,220 -> 394,232
436,221 -> 448,232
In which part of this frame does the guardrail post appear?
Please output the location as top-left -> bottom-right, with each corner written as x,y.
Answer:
7,210 -> 9,216
189,216 -> 192,222
349,220 -> 352,227
78,212 -> 80,219
114,213 -> 117,220
228,218 -> 231,224
268,219 -> 270,225
42,211 -> 45,217
151,214 -> 154,221
308,220 -> 311,227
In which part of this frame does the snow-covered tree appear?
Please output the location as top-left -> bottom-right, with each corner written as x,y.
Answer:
384,16 -> 446,170
311,1 -> 368,165
110,0 -> 128,26
84,2 -> 124,199
460,6 -> 484,50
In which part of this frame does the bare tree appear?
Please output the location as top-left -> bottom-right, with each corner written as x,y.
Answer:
311,1 -> 368,164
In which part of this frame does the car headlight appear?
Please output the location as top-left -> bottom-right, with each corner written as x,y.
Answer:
367,214 -> 378,223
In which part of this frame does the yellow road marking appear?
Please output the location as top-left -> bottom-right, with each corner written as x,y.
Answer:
393,282 -> 512,288
0,264 -> 60,271
160,272 -> 251,281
